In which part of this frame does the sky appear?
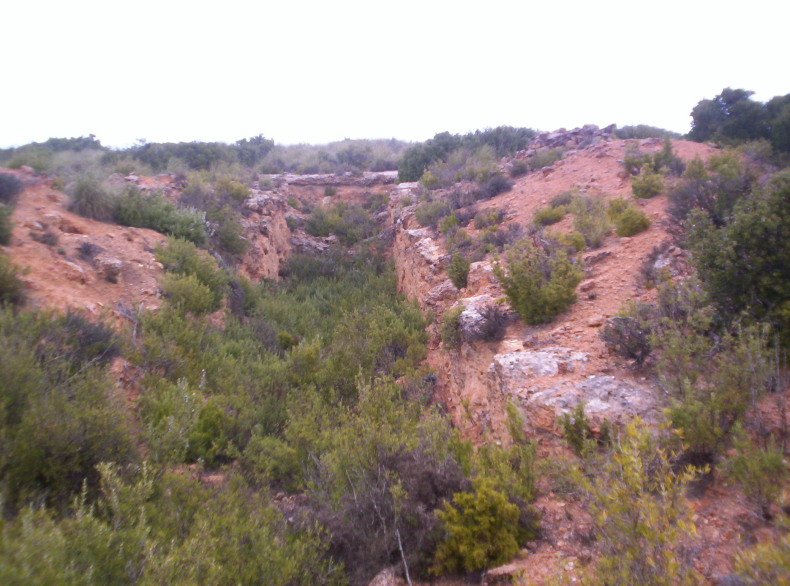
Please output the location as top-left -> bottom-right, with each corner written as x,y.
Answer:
2,0 -> 788,149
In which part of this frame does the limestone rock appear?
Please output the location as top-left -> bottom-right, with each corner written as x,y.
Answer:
94,253 -> 124,283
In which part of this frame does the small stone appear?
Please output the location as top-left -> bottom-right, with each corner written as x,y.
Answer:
587,316 -> 605,327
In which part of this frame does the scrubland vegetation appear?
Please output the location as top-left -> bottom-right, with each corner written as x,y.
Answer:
1,88 -> 790,583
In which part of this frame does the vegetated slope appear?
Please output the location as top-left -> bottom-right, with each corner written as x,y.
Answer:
390,133 -> 790,584
2,131 -> 788,585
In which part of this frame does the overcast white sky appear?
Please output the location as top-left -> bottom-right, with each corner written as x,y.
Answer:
2,0 -> 787,148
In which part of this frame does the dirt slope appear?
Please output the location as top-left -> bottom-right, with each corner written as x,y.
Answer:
2,167 -> 165,321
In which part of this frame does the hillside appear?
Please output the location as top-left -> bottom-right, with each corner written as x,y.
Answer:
1,128 -> 788,585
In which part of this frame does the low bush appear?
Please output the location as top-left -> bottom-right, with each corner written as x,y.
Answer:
448,253 -> 470,289
599,303 -> 655,365
431,480 -> 520,575
473,208 -> 504,229
0,173 -> 24,204
607,198 -> 650,236
161,273 -> 218,315
29,230 -> 58,246
305,201 -> 377,245
68,176 -> 116,221
414,199 -> 452,228
475,173 -> 512,200
494,236 -> 583,324
632,164 -> 664,198
0,252 -> 26,306
533,205 -> 565,226
115,187 -> 207,245
549,189 -> 576,208
0,205 -> 13,245
622,145 -> 652,176
156,238 -> 228,311
440,306 -> 464,348
559,403 -> 610,456
577,420 -> 700,584
477,304 -> 508,342
570,196 -> 610,248
726,431 -> 788,518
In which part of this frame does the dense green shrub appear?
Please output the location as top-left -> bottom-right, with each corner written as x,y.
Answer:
0,253 -> 26,306
632,164 -> 664,198
156,238 -> 228,311
726,431 -> 788,518
0,309 -> 136,510
735,532 -> 790,585
161,273 -> 217,314
414,199 -> 452,228
67,176 -> 116,221
0,205 -> 12,245
533,205 -> 566,226
475,173 -> 512,200
305,201 -> 377,245
687,169 -> 790,340
607,198 -> 651,236
559,403 -> 610,456
494,236 -> 583,324
0,173 -> 24,204
440,306 -> 464,348
115,187 -> 207,245
431,480 -> 520,575
448,252 -> 470,289
570,196 -> 610,248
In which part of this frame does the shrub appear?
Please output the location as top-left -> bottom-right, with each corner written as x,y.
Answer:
437,211 -> 459,234
494,236 -> 583,324
577,420 -> 700,585
559,403 -> 610,456
622,145 -> 652,176
0,205 -> 13,245
448,253 -> 470,289
607,198 -> 650,236
68,176 -> 116,221
414,199 -> 452,228
525,148 -> 564,170
477,304 -> 508,342
305,201 -> 377,245
726,431 -> 788,518
29,230 -> 58,246
570,196 -> 610,248
161,273 -> 217,315
555,230 -> 586,252
209,205 -> 248,257
600,303 -> 655,365
653,138 -> 685,176
549,189 -> 576,208
475,173 -> 512,200
632,164 -> 664,198
533,205 -> 566,226
735,532 -> 790,585
440,306 -> 464,348
686,170 -> 790,341
509,159 -> 530,178
473,208 -> 504,229
115,188 -> 207,245
0,173 -> 24,204
0,252 -> 26,306
156,238 -> 228,310
431,480 -> 520,575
